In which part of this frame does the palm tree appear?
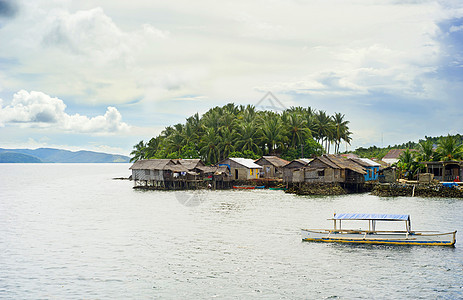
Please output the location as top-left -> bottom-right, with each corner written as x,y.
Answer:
235,123 -> 261,155
130,140 -> 146,162
239,105 -> 257,125
218,127 -> 235,160
415,140 -> 434,162
166,132 -> 184,156
332,113 -> 350,154
436,135 -> 463,161
313,110 -> 334,153
258,112 -> 286,155
181,123 -> 198,146
201,107 -> 222,129
199,128 -> 220,164
397,148 -> 418,179
285,112 -> 310,149
145,137 -> 161,158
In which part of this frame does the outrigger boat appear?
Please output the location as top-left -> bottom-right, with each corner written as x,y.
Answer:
301,213 -> 456,246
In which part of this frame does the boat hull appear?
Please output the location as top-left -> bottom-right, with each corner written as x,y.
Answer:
233,186 -> 255,189
301,229 -> 456,246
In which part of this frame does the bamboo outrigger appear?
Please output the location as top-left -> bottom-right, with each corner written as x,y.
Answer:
301,213 -> 456,246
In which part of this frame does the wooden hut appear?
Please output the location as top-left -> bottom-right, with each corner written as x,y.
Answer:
304,155 -> 366,184
423,161 -> 463,182
378,166 -> 397,183
282,158 -> 312,183
130,159 -> 180,187
129,159 -> 201,189
349,157 -> 381,181
255,156 -> 290,179
217,158 -> 262,180
175,159 -> 205,170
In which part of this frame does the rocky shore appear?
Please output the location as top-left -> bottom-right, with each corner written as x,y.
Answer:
286,181 -> 463,198
371,183 -> 463,198
286,183 -> 348,196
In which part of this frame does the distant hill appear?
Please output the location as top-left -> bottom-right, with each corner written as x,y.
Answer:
0,152 -> 43,163
0,148 -> 130,163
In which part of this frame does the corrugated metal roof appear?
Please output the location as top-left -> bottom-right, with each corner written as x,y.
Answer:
333,213 -> 410,221
351,157 -> 381,167
255,156 -> 290,168
298,158 -> 313,164
311,155 -> 367,174
229,157 -> 263,169
382,149 -> 416,159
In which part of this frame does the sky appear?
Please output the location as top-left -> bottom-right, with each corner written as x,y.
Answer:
0,0 -> 462,156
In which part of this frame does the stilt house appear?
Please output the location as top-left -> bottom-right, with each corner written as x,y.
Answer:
282,158 -> 312,183
255,156 -> 290,179
350,158 -> 381,181
302,154 -> 367,184
423,161 -> 463,181
217,158 -> 262,180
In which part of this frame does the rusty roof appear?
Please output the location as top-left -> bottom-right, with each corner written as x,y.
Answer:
175,159 -> 204,170
382,149 -> 416,159
309,154 -> 367,174
129,159 -> 175,170
255,156 -> 290,168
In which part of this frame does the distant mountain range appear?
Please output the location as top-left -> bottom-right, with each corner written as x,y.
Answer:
0,148 -> 130,163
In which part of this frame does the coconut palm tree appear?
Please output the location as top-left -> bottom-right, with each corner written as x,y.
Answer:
258,112 -> 286,155
397,148 -> 419,179
313,110 -> 334,153
235,123 -> 261,155
239,105 -> 257,125
130,140 -> 147,162
166,131 -> 184,156
285,112 -> 311,149
436,135 -> 463,161
332,113 -> 350,154
199,128 -> 220,164
218,127 -> 235,160
415,140 -> 434,162
145,137 -> 161,158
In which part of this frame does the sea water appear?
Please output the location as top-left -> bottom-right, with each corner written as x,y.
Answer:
0,164 -> 462,299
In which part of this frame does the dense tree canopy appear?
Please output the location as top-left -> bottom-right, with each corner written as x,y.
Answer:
130,103 -> 353,164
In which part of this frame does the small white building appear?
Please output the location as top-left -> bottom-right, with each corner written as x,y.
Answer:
217,157 -> 262,180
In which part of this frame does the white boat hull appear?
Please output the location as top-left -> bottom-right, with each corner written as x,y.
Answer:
301,229 -> 456,246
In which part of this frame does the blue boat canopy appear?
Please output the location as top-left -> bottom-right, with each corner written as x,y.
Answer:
333,213 -> 410,221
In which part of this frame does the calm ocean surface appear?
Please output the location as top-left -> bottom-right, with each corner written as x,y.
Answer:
0,163 -> 462,299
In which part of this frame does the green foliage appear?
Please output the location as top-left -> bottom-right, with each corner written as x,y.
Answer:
228,150 -> 260,159
435,134 -> 463,161
130,103 -> 352,164
351,134 -> 463,163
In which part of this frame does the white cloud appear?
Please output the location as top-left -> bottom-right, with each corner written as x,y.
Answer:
0,0 -> 462,151
449,25 -> 463,33
0,90 -> 130,134
41,7 -> 168,65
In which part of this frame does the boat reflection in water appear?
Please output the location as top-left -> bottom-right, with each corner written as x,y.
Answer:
301,213 -> 457,246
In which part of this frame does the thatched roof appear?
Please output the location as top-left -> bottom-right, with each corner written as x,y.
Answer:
195,165 -> 218,174
167,164 -> 189,172
255,156 -> 290,168
129,159 -> 174,170
194,165 -> 231,175
311,155 -> 367,174
283,158 -> 312,169
175,159 -> 204,170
